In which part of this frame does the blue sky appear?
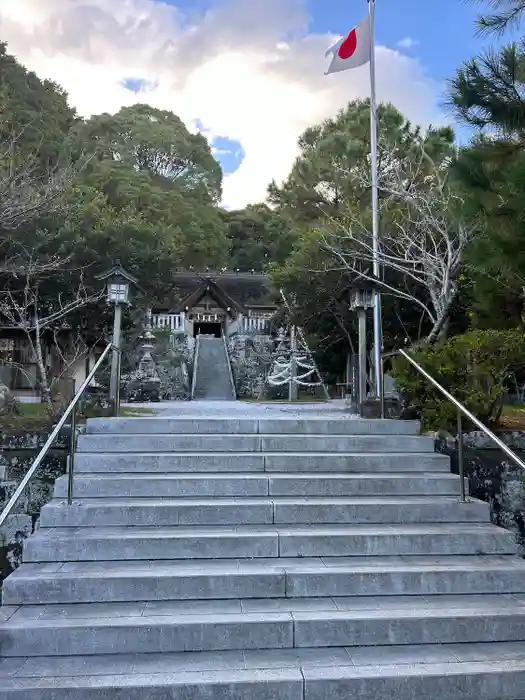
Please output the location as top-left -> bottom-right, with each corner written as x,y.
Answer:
312,0 -> 485,85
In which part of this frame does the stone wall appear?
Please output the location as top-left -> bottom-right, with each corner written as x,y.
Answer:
0,428 -> 70,585
228,334 -> 273,399
435,430 -> 525,555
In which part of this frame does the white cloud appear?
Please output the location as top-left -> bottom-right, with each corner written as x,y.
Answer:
0,0 -> 442,209
397,37 -> 420,50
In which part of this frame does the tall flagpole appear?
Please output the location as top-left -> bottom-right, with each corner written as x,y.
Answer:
368,0 -> 382,401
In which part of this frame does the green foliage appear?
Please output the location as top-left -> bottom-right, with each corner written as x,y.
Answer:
223,205 -> 296,271
449,42 -> 525,134
390,330 -> 525,431
0,42 -> 76,172
69,104 -> 222,200
269,99 -> 454,224
448,38 -> 525,329
470,0 -> 525,36
55,105 -> 229,291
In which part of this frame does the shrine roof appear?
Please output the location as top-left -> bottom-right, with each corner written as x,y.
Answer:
154,270 -> 275,311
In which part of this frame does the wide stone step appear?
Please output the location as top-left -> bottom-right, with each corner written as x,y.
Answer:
86,417 -> 421,435
8,592 -> 525,622
6,640 -> 525,680
5,556 -> 525,605
3,657 -> 525,700
74,452 -> 450,473
24,523 -> 516,563
54,472 -> 464,499
76,433 -> 434,453
38,496 -> 490,528
5,600 -> 525,657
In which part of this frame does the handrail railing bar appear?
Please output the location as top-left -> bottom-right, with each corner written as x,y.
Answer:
67,403 -> 77,506
0,342 -> 115,528
457,411 -> 467,502
397,348 -> 525,473
115,347 -> 122,418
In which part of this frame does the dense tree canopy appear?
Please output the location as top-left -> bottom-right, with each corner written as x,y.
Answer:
0,42 -> 76,172
268,100 -> 454,224
223,205 -> 296,272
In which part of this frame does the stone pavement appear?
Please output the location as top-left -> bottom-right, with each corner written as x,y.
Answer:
123,398 -> 353,416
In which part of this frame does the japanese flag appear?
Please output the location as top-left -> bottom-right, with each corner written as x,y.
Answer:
325,15 -> 371,75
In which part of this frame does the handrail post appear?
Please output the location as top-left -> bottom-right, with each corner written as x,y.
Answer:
457,410 -> 467,503
380,356 -> 385,419
114,347 -> 121,418
67,405 -> 77,506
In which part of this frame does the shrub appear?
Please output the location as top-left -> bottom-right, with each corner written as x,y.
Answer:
390,330 -> 525,432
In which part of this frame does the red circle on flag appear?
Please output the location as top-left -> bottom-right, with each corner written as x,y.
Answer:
338,29 -> 357,60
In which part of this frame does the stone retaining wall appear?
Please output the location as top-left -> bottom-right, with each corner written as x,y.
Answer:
0,429 -> 69,584
435,430 -> 525,555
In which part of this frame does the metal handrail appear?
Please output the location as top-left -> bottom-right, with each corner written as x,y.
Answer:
0,342 -> 120,526
191,334 -> 200,400
221,331 -> 237,399
390,348 -> 525,502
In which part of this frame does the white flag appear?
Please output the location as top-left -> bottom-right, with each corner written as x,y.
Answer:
325,15 -> 371,75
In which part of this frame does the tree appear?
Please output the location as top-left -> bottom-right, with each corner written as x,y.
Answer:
0,44 -> 82,236
0,43 -> 77,171
56,106 -> 229,289
223,205 -> 296,271
469,0 -> 525,35
449,137 -> 525,328
319,136 -> 476,343
0,245 -> 102,408
268,100 -> 453,224
0,136 -> 84,234
448,38 -> 525,328
70,105 -> 222,203
449,42 -> 525,135
270,101 -> 463,346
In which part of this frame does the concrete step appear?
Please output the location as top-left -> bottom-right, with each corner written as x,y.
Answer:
6,641 -> 525,679
73,451 -> 451,474
86,417 -> 421,435
5,600 -> 525,657
5,556 -> 525,605
5,592 -> 525,621
53,472 -> 465,499
303,658 -> 525,700
76,433 -> 435,454
0,668 -> 304,699
3,655 -> 525,699
38,496 -> 490,528
24,523 -> 516,563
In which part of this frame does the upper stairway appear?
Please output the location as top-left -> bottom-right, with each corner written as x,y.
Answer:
2,411 -> 525,699
192,336 -> 236,400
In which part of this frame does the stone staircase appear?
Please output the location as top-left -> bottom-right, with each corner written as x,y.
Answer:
192,336 -> 236,400
2,413 -> 525,698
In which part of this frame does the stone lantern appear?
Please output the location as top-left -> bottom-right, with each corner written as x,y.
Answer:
95,261 -> 141,408
346,277 -> 380,415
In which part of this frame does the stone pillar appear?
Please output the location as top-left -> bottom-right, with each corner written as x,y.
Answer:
136,309 -> 161,401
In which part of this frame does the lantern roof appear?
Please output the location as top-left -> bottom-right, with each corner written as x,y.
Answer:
95,260 -> 140,288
